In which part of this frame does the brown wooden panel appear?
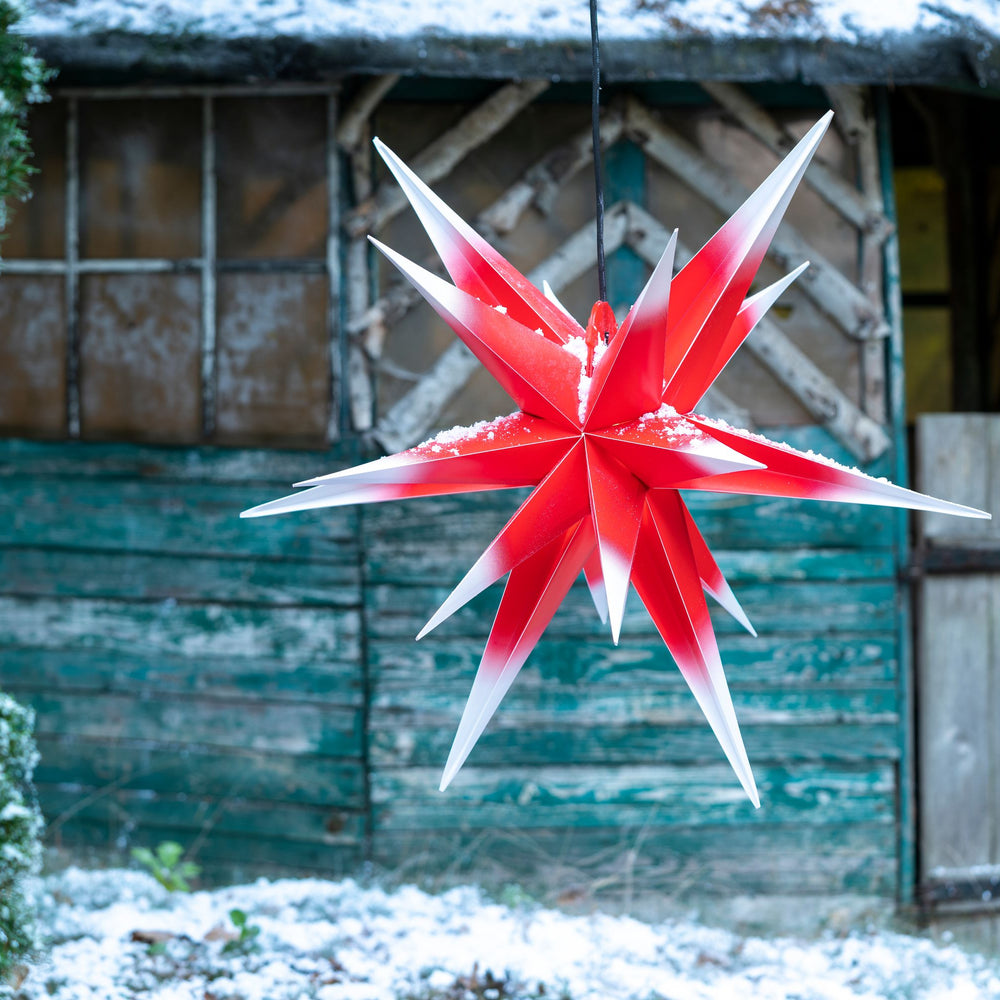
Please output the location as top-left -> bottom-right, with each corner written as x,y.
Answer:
215,272 -> 329,446
79,98 -> 201,259
697,112 -> 859,276
2,100 -> 66,260
79,273 -> 201,442
0,275 -> 66,436
216,96 -> 327,259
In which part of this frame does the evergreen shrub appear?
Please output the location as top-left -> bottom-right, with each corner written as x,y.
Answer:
0,0 -> 53,241
0,692 -> 43,980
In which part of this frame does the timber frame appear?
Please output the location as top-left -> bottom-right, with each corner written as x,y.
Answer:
340,80 -> 895,462
4,78 -> 896,461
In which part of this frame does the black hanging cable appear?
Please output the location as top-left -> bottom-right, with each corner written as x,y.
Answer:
590,0 -> 607,304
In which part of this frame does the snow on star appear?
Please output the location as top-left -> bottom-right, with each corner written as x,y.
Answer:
243,114 -> 988,804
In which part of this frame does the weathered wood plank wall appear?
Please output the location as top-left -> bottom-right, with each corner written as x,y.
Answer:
361,425 -> 903,898
0,427 -> 903,897
0,440 -> 368,877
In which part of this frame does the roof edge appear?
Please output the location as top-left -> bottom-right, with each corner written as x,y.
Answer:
27,31 -> 1000,91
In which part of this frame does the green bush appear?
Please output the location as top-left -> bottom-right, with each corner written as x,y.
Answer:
0,692 -> 43,981
0,0 -> 53,244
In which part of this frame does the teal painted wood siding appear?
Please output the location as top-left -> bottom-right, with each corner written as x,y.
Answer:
0,440 -> 368,876
0,427 -> 904,896
362,426 -> 901,896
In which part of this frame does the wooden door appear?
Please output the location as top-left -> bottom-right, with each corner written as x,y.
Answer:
915,413 -> 1000,947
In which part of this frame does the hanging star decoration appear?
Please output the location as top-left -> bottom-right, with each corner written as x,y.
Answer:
243,112 -> 988,806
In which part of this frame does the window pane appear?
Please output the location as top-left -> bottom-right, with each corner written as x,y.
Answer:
216,97 -> 326,259
215,273 -> 328,446
79,274 -> 201,442
2,101 -> 66,259
0,276 -> 66,435
80,99 -> 201,259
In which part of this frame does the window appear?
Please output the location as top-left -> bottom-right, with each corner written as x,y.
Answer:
1,88 -> 341,448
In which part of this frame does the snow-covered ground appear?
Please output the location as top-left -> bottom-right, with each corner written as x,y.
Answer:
5,867 -> 1000,1000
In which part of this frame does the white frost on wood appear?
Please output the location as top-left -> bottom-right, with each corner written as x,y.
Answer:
16,867 -> 1000,1000
22,0 -> 1000,46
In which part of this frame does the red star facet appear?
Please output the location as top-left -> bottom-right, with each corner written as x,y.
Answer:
244,113 -> 988,804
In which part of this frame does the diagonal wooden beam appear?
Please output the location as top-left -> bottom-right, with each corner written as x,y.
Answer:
336,74 -> 401,153
479,105 -> 625,234
373,205 -> 629,453
624,203 -> 891,462
348,79 -> 550,238
624,98 -> 890,344
699,81 -> 893,243
350,112 -> 624,344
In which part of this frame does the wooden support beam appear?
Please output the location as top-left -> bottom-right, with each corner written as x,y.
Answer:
345,110 -> 377,433
373,207 -> 628,453
625,99 -> 890,343
326,91 -> 344,442
479,106 -> 625,235
336,74 -> 400,153
741,315 -> 891,462
701,81 -> 893,243
626,203 -> 890,461
348,80 -> 549,237
824,84 -> 882,201
825,85 -> 890,424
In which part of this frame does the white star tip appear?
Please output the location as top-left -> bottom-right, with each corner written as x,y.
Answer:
708,580 -> 757,637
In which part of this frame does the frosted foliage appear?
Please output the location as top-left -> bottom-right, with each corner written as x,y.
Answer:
10,868 -> 1000,999
0,692 -> 43,979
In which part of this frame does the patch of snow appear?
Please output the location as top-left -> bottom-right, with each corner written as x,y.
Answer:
416,413 -> 520,455
18,0 -> 1000,46
562,335 -> 608,423
691,412 -> 875,477
0,801 -> 34,821
10,868 -> 1000,1000
637,401 -> 681,423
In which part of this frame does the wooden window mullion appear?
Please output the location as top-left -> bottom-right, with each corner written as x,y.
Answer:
66,96 -> 80,438
200,94 -> 217,439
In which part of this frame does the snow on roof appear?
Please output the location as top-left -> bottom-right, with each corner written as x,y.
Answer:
20,0 -> 1000,87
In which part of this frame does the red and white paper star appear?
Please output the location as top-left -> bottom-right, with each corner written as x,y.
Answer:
244,113 -> 988,805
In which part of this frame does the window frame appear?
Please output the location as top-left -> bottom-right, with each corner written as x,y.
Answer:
2,83 -> 344,445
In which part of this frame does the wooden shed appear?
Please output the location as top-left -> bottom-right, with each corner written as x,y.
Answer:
3,0 -> 999,932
